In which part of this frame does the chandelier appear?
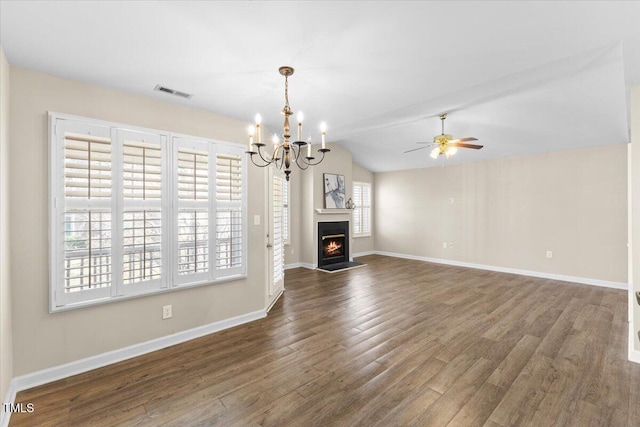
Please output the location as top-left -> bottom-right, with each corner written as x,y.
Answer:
246,66 -> 330,181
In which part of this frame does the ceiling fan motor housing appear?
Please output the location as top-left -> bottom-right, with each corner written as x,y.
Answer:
434,134 -> 453,144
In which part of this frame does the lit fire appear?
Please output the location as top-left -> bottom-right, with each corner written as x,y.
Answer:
325,240 -> 343,256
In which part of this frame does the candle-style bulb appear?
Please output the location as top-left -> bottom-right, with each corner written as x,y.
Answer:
247,125 -> 255,151
272,134 -> 279,144
255,114 -> 262,125
296,111 -> 303,141
320,122 -> 327,149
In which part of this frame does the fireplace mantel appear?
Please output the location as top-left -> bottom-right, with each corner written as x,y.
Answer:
315,208 -> 352,215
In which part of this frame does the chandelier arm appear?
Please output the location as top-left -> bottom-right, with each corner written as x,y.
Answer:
300,149 -> 329,166
292,146 -> 312,170
255,144 -> 274,165
247,153 -> 273,168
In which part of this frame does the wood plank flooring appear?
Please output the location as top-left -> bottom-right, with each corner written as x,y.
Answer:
10,254 -> 640,426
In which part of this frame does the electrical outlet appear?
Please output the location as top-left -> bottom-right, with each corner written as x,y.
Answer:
448,197 -> 455,204
162,305 -> 172,319
448,243 -> 454,249
546,250 -> 553,259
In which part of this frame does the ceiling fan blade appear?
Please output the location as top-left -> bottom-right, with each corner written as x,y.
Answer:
415,141 -> 433,144
452,142 -> 484,149
449,137 -> 478,144
404,146 -> 429,153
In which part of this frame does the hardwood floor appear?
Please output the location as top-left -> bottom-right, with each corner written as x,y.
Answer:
10,254 -> 640,426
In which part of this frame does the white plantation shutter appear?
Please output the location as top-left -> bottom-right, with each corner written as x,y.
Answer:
215,148 -> 245,276
362,183 -> 371,234
173,138 -> 213,285
119,130 -> 167,293
353,182 -> 372,236
273,174 -> 284,285
50,113 -> 247,311
123,140 -> 162,200
64,133 -> 112,199
282,179 -> 289,244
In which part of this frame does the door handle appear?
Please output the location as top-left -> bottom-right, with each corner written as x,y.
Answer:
267,243 -> 273,248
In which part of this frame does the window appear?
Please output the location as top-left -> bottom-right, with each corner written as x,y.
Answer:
173,137 -> 212,286
214,150 -> 244,274
353,181 -> 371,236
50,113 -> 247,311
282,178 -> 289,244
272,174 -> 284,288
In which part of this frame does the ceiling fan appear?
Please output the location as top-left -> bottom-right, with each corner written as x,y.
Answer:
405,113 -> 483,159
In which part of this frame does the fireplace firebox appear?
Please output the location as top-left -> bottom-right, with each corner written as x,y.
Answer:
318,221 -> 349,267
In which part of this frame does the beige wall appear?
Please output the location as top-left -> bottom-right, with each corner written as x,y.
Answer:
352,162 -> 375,255
0,47 -> 13,402
9,67 -> 268,376
631,85 -> 640,352
375,144 -> 628,283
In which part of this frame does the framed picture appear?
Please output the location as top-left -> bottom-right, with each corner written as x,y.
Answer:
324,173 -> 346,208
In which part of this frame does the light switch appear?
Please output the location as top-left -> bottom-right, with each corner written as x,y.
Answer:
254,215 -> 260,226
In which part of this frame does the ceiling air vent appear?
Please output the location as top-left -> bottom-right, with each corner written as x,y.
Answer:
154,85 -> 193,99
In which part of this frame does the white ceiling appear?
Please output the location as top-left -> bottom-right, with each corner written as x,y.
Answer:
1,1 -> 639,172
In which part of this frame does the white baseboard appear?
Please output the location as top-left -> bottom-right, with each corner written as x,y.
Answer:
1,381 -> 17,427
284,262 -> 303,270
301,263 -> 316,270
352,250 -> 376,258
5,309 -> 266,413
374,251 -> 628,290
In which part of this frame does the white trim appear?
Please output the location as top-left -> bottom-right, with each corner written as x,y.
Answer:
7,309 -> 265,397
1,381 -> 17,427
284,262 -> 304,270
315,208 -> 352,215
301,263 -> 316,270
352,250 -> 376,258
374,251 -> 628,290
629,326 -> 640,364
266,288 -> 284,313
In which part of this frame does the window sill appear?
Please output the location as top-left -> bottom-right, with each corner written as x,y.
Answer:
50,273 -> 248,313
353,234 -> 372,238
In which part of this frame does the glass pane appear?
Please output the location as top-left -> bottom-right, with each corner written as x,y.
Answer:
63,210 -> 112,292
123,210 -> 162,283
178,210 -> 209,275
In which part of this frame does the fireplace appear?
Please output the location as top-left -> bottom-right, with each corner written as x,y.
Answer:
318,221 -> 349,267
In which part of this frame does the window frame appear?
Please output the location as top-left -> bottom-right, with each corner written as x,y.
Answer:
49,112 -> 248,313
352,181 -> 372,237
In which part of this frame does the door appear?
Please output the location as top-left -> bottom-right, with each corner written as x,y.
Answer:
267,168 -> 285,300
